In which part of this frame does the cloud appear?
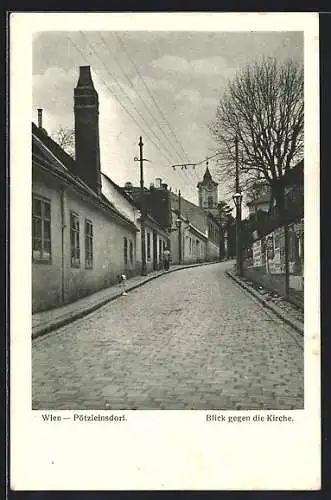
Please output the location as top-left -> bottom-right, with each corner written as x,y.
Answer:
33,66 -> 78,119
175,88 -> 201,104
132,75 -> 175,92
175,88 -> 218,110
152,55 -> 189,73
191,57 -> 229,75
151,55 -> 230,76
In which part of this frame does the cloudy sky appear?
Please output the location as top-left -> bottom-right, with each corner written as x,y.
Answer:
33,30 -> 303,208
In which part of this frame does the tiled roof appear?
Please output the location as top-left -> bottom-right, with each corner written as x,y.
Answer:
32,122 -> 76,172
170,192 -> 207,234
101,172 -> 139,208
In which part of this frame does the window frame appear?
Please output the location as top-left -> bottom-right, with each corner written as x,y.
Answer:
70,211 -> 81,268
32,194 -> 52,264
85,219 -> 93,269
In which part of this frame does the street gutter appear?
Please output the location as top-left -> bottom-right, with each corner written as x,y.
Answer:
226,271 -> 304,336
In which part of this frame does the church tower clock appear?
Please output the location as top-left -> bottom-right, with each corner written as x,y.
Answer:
197,160 -> 219,217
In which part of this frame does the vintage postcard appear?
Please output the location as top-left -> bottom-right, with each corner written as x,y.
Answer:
10,12 -> 320,490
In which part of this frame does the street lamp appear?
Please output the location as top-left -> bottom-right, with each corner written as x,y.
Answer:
232,191 -> 243,276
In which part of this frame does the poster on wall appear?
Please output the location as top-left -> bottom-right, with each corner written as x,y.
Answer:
268,247 -> 282,274
273,226 -> 284,249
266,235 -> 274,259
252,240 -> 262,267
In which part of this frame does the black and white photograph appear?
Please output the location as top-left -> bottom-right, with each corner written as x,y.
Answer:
31,28 -> 305,411
10,12 -> 320,491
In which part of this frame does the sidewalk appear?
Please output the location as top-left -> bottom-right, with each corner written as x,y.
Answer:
226,269 -> 304,336
32,261 -> 219,339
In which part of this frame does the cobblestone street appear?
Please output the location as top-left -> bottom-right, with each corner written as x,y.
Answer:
32,262 -> 304,410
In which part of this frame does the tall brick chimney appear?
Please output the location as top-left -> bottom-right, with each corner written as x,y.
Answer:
74,66 -> 101,194
37,108 -> 43,128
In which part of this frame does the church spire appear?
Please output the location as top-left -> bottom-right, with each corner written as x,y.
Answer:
197,157 -> 219,212
203,159 -> 213,183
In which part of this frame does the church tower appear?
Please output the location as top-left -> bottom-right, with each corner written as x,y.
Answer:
197,160 -> 219,217
74,66 -> 102,195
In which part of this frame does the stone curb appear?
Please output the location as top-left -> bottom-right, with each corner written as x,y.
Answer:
32,260 -> 220,340
225,271 -> 304,336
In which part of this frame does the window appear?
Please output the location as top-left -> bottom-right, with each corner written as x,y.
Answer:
159,239 -> 163,261
32,195 -> 51,262
147,232 -> 151,260
123,237 -> 128,265
129,240 -> 133,264
70,211 -> 80,268
208,196 -> 213,209
85,219 -> 93,269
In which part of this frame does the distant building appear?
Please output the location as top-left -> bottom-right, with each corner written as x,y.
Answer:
123,174 -> 221,265
170,191 -> 220,264
122,180 -> 171,271
246,181 -> 272,216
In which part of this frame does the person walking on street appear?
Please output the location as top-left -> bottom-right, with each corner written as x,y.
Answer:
163,246 -> 171,271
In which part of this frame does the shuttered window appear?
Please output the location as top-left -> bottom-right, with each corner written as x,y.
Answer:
85,219 -> 93,269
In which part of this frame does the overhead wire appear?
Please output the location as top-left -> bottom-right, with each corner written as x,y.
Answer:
78,32 -> 194,188
113,32 -> 191,165
100,31 -> 195,188
113,33 -> 195,188
66,33 -> 208,192
78,31 -> 181,168
66,35 -> 171,168
97,32 -> 186,167
69,32 -> 185,176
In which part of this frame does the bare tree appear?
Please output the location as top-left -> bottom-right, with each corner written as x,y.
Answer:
210,57 -> 303,214
51,127 -> 75,158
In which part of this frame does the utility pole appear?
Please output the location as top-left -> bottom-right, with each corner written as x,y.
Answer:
139,136 -> 147,276
178,190 -> 182,264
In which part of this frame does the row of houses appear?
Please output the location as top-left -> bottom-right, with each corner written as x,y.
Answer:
32,65 -> 223,313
